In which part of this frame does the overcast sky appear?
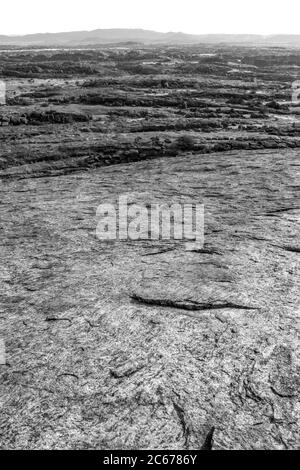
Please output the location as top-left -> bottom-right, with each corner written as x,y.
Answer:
1,0 -> 299,36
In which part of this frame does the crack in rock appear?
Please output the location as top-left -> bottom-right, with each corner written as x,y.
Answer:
131,294 -> 258,311
201,426 -> 215,450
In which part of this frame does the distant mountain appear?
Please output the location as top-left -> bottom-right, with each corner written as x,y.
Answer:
0,29 -> 194,46
0,29 -> 300,47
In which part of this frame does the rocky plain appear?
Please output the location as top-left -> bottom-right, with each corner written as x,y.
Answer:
0,43 -> 299,449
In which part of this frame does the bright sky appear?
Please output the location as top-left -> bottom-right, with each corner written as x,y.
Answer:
1,0 -> 299,36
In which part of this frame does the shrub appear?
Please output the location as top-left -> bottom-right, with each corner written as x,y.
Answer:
175,135 -> 196,150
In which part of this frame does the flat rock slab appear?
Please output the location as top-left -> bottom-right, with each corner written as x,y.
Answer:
0,149 -> 299,449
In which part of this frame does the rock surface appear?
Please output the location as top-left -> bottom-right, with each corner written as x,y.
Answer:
0,149 -> 299,449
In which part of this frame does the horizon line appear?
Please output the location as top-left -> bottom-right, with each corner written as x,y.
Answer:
2,28 -> 300,38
